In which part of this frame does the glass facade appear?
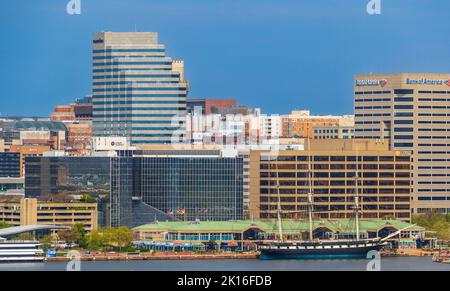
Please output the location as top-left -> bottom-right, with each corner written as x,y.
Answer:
135,157 -> 244,221
92,32 -> 187,144
0,153 -> 21,178
25,155 -> 244,227
110,157 -> 134,227
25,157 -> 111,198
25,157 -> 114,227
0,179 -> 23,193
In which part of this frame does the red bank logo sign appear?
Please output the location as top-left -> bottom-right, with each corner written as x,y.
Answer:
355,79 -> 388,87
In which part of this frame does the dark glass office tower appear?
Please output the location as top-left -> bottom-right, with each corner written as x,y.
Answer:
25,157 -> 111,198
25,157 -> 116,227
25,153 -> 244,227
0,153 -> 21,178
135,157 -> 244,221
110,157 -> 134,227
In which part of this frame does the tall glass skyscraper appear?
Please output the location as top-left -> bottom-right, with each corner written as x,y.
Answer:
92,32 -> 187,144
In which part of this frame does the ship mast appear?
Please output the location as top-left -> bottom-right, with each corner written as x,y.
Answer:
354,146 -> 361,241
274,155 -> 284,242
307,138 -> 314,241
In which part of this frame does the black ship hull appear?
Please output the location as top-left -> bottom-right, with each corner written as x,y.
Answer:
258,239 -> 387,260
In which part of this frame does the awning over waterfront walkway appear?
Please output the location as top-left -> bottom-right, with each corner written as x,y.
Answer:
0,225 -> 70,237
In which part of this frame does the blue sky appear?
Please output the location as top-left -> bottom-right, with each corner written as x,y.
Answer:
1,0 -> 449,117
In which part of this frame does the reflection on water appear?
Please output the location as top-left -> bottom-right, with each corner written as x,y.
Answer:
0,257 -> 449,271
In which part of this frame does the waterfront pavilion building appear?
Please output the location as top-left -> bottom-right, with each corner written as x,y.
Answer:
133,220 -> 425,249
354,74 -> 450,214
92,32 -> 188,145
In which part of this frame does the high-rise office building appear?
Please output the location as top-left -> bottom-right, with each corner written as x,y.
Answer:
131,151 -> 244,223
249,139 -> 412,221
25,150 -> 244,227
354,73 -> 450,214
92,32 -> 188,145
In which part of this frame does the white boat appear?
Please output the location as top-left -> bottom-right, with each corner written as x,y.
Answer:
0,239 -> 44,263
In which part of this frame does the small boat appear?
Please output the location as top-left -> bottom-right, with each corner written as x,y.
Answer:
432,251 -> 450,264
0,239 -> 44,263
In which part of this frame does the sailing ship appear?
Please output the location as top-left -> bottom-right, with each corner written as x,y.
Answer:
258,140 -> 406,260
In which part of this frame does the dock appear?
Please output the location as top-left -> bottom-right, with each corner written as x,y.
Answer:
381,249 -> 438,257
45,251 -> 259,262
432,251 -> 450,264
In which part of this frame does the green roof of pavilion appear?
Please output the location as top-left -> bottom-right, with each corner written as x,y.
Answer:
133,220 -> 424,233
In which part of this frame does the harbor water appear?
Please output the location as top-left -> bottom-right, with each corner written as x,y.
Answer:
0,257 -> 449,271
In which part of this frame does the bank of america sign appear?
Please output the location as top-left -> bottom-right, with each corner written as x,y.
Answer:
406,78 -> 450,86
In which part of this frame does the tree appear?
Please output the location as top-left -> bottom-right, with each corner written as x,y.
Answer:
58,223 -> 87,247
15,232 -> 35,241
80,194 -> 97,203
85,227 -> 133,252
114,227 -> 133,251
87,230 -> 105,251
101,227 -> 115,250
412,211 -> 450,241
72,223 -> 87,248
40,235 -> 53,250
59,229 -> 74,244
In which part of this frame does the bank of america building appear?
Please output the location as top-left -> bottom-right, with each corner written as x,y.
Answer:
354,73 -> 450,215
92,32 -> 187,144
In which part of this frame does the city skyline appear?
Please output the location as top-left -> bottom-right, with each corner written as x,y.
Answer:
2,0 -> 450,273
1,0 -> 450,117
